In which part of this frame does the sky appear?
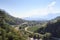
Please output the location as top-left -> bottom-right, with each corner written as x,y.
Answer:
0,0 -> 60,20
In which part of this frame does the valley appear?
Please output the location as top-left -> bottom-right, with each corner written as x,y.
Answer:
0,9 -> 60,40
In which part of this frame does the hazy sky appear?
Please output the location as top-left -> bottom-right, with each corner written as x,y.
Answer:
0,0 -> 60,19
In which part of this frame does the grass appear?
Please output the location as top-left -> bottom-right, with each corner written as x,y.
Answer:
27,26 -> 40,32
27,23 -> 47,32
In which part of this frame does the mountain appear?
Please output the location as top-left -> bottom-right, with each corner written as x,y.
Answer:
23,13 -> 60,20
23,17 -> 46,21
0,9 -> 46,27
0,10 -> 27,25
0,9 -> 27,40
0,9 -> 60,40
45,19 -> 60,38
35,16 -> 60,38
54,16 -> 60,20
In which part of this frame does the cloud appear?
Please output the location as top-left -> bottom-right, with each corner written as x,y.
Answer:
48,1 -> 60,14
48,1 -> 56,7
19,8 -> 48,18
19,1 -> 60,18
48,1 -> 56,13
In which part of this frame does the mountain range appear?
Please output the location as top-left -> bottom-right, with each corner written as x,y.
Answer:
23,13 -> 60,20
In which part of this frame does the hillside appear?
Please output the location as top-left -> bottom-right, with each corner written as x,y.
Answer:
4,12 -> 26,25
45,19 -> 60,38
0,9 -> 27,40
35,16 -> 60,38
0,9 -> 28,25
0,10 -> 44,26
1,9 -> 60,40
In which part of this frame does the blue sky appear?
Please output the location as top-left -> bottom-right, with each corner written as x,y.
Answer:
0,0 -> 60,20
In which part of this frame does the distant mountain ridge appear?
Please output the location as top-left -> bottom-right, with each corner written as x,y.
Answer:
23,13 -> 60,20
0,10 -> 46,26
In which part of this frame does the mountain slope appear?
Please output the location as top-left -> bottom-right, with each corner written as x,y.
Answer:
24,13 -> 60,20
35,16 -> 60,38
0,9 -> 27,40
0,9 -> 26,25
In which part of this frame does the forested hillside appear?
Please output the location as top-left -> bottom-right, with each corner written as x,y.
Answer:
0,9 -> 60,40
0,9 -> 27,40
45,19 -> 60,38
1,9 -> 42,26
0,9 -> 26,25
35,16 -> 60,38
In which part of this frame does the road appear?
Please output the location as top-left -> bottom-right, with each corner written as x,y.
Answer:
25,27 -> 42,40
25,27 -> 33,33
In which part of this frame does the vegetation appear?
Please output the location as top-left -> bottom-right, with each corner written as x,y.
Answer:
0,9 -> 27,40
45,19 -> 60,38
34,17 -> 60,40
27,26 -> 41,32
27,16 -> 60,40
0,9 -> 60,40
1,10 -> 26,25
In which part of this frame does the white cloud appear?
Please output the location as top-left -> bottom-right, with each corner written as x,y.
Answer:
19,1 -> 60,18
48,1 -> 60,14
19,8 -> 48,18
48,1 -> 56,13
48,1 -> 56,7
